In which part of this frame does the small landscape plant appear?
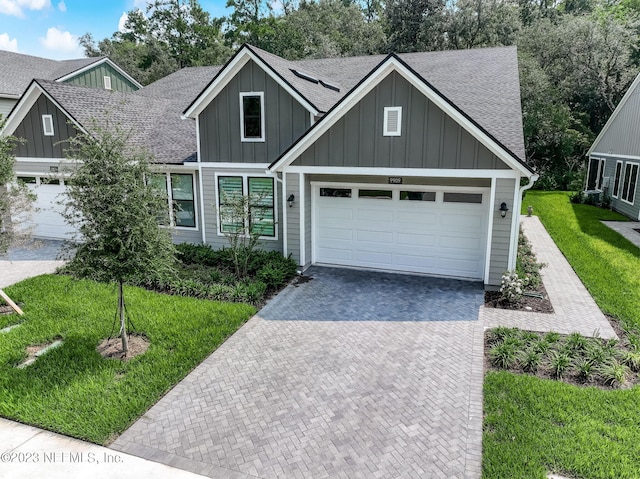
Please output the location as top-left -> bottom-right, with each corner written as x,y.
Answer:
499,271 -> 523,304
515,227 -> 546,290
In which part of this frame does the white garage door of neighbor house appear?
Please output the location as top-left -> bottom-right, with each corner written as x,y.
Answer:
20,179 -> 77,240
314,184 -> 490,280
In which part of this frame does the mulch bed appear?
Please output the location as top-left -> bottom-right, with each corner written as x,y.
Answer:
96,334 -> 150,361
484,283 -> 554,313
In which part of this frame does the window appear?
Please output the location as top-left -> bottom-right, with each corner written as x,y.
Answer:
217,175 -> 275,237
320,188 -> 351,198
104,76 -> 112,90
42,115 -> 54,136
383,107 -> 402,136
587,158 -> 605,190
40,177 -> 60,185
621,162 -> 639,204
240,92 -> 265,142
400,191 -> 436,201
17,176 -> 36,184
443,192 -> 483,204
613,161 -> 623,198
148,173 -> 196,228
358,189 -> 392,199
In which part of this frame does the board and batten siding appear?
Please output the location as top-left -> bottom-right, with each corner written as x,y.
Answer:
12,95 -> 78,158
199,60 -> 310,164
64,63 -> 139,92
200,168 -> 283,252
602,157 -> 640,220
591,80 -> 640,157
294,71 -> 509,170
488,178 -> 516,286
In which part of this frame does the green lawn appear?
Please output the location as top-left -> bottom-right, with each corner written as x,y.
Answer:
0,274 -> 254,444
483,191 -> 640,479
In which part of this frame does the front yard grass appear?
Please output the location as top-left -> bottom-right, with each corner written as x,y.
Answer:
483,191 -> 640,478
0,274 -> 254,444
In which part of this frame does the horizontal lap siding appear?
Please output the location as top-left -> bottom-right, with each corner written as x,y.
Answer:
200,168 -> 283,253
296,71 -> 510,170
286,173 -> 301,265
488,178 -> 516,286
14,160 -> 71,176
0,98 -> 16,119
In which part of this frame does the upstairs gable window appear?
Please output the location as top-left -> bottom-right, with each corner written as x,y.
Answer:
42,115 -> 54,136
240,92 -> 265,142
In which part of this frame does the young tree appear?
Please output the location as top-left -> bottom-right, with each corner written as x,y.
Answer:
0,122 -> 34,256
62,123 -> 176,355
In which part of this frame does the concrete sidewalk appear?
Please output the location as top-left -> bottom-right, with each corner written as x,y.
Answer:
0,418 -> 208,479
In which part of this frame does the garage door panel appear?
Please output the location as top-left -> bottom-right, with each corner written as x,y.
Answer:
356,230 -> 393,243
315,186 -> 488,279
20,184 -> 77,240
397,232 -> 437,247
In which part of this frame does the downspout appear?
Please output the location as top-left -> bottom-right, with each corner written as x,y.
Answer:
508,173 -> 539,270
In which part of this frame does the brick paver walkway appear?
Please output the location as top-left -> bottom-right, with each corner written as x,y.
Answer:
482,215 -> 617,339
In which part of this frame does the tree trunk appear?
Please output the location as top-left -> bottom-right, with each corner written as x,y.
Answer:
118,281 -> 129,355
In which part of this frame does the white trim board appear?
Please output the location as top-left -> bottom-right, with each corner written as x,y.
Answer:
183,46 -> 319,119
590,152 -> 640,162
199,162 -> 271,169
269,55 -> 533,178
282,166 -> 519,178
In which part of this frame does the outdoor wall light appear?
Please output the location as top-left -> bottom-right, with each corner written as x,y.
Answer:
499,202 -> 509,218
287,194 -> 295,208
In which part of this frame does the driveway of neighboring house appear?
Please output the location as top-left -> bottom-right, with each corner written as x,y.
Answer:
112,272 -> 485,479
0,240 -> 66,288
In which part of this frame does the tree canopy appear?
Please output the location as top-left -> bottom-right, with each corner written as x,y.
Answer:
82,0 -> 640,189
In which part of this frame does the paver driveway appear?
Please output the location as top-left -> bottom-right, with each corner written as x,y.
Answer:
112,268 -> 485,478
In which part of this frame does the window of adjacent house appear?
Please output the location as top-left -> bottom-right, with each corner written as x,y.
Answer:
218,175 -> 275,237
621,162 -> 639,204
42,115 -> 54,136
383,107 -> 402,136
613,161 -> 623,198
40,177 -> 60,185
240,92 -> 265,142
17,176 -> 37,184
587,158 -> 605,190
104,76 -> 112,90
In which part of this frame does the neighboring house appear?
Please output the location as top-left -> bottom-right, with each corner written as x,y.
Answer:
0,50 -> 142,119
2,44 -> 537,289
586,73 -> 640,221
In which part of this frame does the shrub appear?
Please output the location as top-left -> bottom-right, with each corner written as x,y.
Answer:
544,332 -> 561,344
621,349 -> 640,373
565,332 -> 589,353
516,228 -> 545,290
519,348 -> 542,373
575,358 -> 595,382
547,351 -> 571,378
499,271 -> 523,304
598,359 -> 631,388
490,342 -> 519,369
486,327 -> 521,345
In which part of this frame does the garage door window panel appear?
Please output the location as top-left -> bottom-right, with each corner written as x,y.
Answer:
400,191 -> 436,201
320,188 -> 351,198
358,189 -> 392,199
443,192 -> 483,204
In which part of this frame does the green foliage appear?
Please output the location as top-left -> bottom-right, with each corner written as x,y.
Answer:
489,342 -> 519,369
0,274 -> 254,444
499,271 -> 524,304
519,348 -> 542,373
598,359 -> 631,388
547,350 -> 572,378
574,358 -> 595,382
516,227 -> 546,290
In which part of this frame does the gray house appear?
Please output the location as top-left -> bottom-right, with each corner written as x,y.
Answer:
183,45 -> 536,288
3,44 -> 536,289
0,50 -> 142,119
586,73 -> 640,220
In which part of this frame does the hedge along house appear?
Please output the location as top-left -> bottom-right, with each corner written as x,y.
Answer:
0,50 -> 142,119
184,45 -> 537,289
1,79 -> 203,243
586,72 -> 640,220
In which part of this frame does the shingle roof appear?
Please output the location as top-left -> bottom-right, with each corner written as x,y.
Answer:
0,50 -> 101,98
36,79 -> 195,164
292,47 -> 526,161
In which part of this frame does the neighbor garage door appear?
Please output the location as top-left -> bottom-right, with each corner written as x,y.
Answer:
17,177 -> 77,240
314,184 -> 489,279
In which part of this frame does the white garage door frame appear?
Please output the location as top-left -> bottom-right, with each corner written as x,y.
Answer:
311,181 -> 491,280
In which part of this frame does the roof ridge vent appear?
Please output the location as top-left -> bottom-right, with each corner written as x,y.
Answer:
291,69 -> 319,84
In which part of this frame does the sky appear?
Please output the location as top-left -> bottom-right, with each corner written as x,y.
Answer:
0,0 -> 229,60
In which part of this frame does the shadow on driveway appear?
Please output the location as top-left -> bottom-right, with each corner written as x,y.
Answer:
260,266 -> 484,322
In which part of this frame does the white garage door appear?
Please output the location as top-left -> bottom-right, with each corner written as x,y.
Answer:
19,178 -> 76,240
314,185 -> 489,279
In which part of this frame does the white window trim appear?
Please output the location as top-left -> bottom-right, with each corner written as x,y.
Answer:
613,160 -> 623,198
103,76 -> 112,90
214,172 -> 278,240
239,92 -> 265,142
42,114 -> 54,136
597,158 -> 606,190
383,106 -> 402,136
621,162 -> 639,205
152,172 -> 199,231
